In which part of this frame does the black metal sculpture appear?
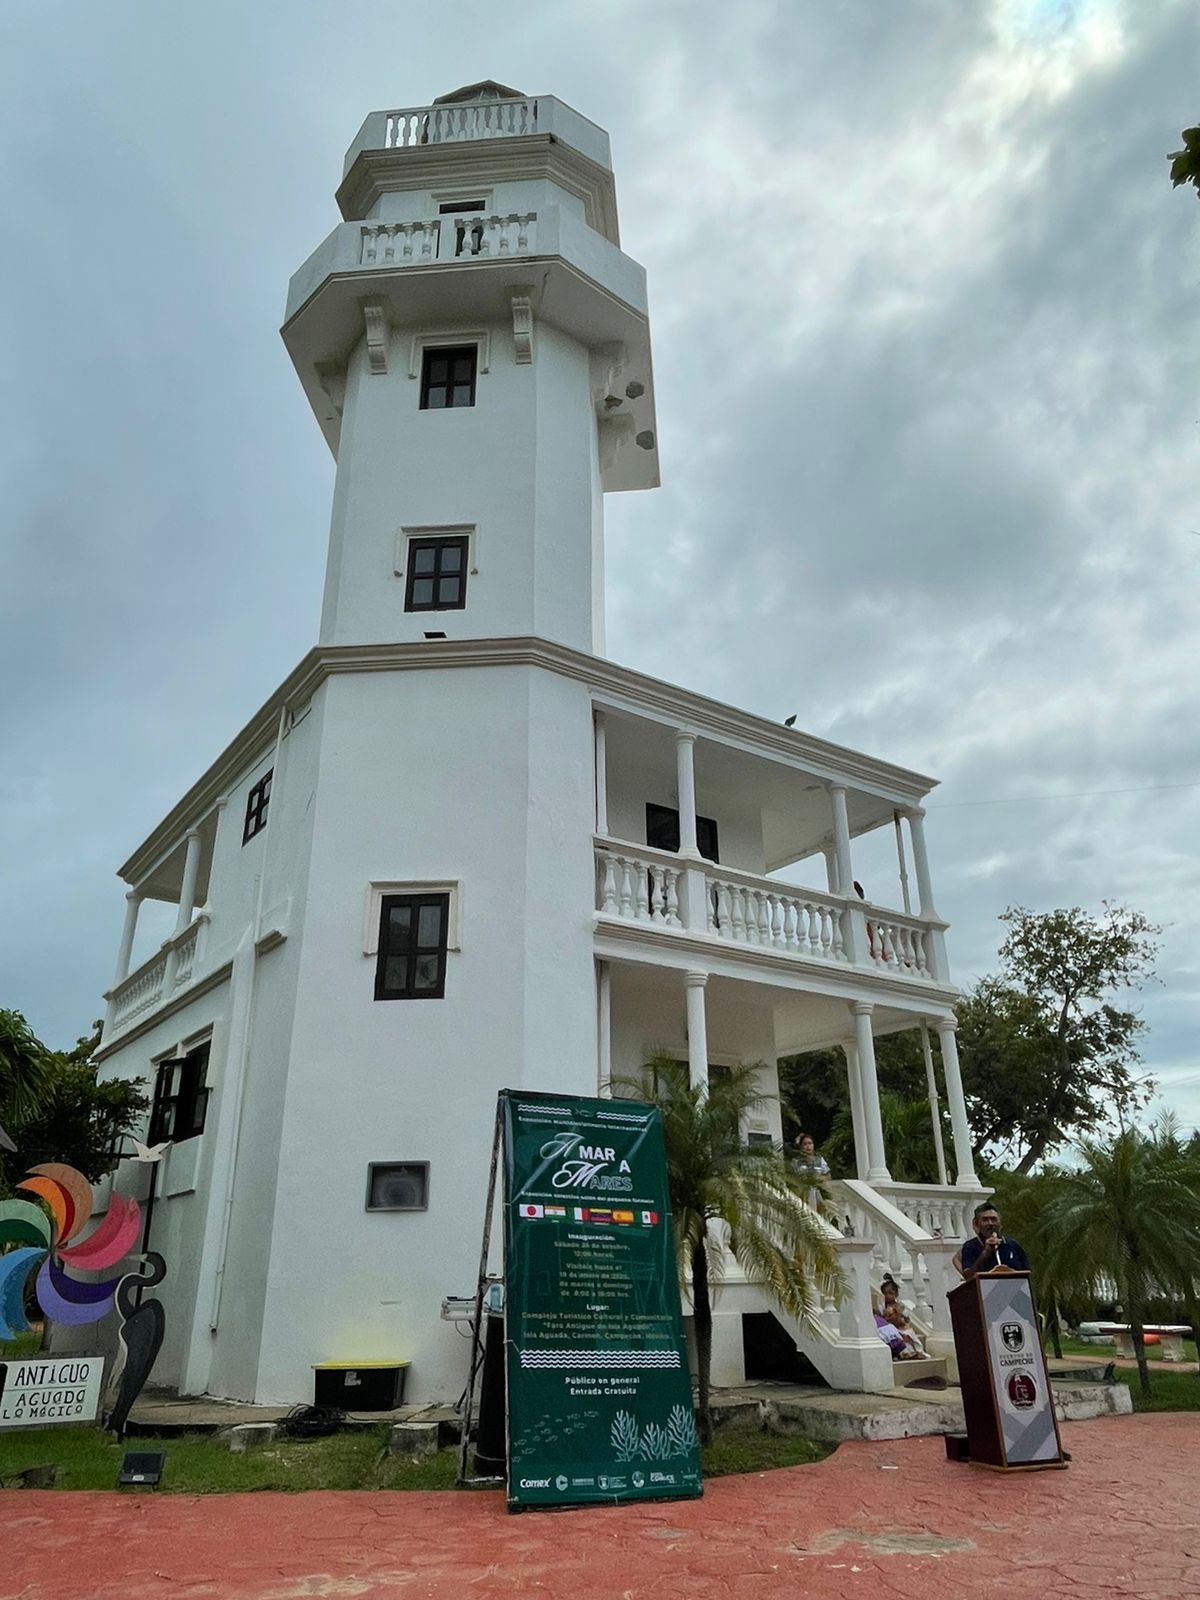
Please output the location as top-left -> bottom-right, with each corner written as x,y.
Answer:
104,1252 -> 167,1440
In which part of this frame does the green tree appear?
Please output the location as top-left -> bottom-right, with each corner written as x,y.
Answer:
0,1020 -> 147,1191
824,1090 -> 948,1184
986,905 -> 1158,1173
620,1059 -> 841,1442
1035,1122 -> 1200,1396
0,1010 -> 52,1136
1169,125 -> 1200,197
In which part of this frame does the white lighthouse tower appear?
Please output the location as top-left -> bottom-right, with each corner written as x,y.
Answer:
92,85 -> 985,1407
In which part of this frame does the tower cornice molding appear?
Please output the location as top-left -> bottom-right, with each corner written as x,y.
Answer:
117,638 -> 938,887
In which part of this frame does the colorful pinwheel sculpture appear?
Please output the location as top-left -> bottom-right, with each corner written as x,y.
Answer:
0,1162 -> 143,1339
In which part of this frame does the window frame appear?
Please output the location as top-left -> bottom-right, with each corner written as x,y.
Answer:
645,802 -> 719,863
419,343 -> 478,410
403,534 -> 470,612
364,1161 -> 431,1213
242,770 -> 273,845
373,891 -> 451,1001
148,1041 -> 211,1145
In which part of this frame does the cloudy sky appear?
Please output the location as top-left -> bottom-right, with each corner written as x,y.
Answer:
3,1 -> 1196,1131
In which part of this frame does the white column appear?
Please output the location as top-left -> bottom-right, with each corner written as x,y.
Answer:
905,806 -> 938,918
174,827 -> 204,936
829,785 -> 865,964
829,785 -> 853,889
935,1019 -> 978,1187
675,731 -> 699,858
597,960 -> 612,1097
593,712 -> 608,836
684,971 -> 709,1094
852,1001 -> 891,1182
842,1038 -> 869,1181
112,891 -> 142,989
822,840 -> 839,895
920,1020 -> 950,1187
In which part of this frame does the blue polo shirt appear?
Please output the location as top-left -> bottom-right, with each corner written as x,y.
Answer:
960,1235 -> 1029,1274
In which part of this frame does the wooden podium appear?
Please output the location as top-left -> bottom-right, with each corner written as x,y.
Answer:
948,1270 -> 1067,1471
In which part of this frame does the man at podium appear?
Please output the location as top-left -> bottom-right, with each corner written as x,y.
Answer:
957,1202 -> 1029,1277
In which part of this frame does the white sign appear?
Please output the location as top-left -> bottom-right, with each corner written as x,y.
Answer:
0,1357 -> 105,1428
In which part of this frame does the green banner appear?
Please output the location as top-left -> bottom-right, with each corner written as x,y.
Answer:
501,1089 -> 702,1511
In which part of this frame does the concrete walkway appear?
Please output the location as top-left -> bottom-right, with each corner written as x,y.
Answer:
4,1413 -> 1196,1599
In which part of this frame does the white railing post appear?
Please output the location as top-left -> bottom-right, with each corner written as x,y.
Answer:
684,971 -> 709,1094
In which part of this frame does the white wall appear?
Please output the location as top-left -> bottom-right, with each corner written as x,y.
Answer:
319,319 -> 602,654
252,660 -> 599,1403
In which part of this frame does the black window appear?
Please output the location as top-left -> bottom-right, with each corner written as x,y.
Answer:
375,893 -> 449,1000
365,1162 -> 430,1211
243,770 -> 272,844
148,1043 -> 210,1144
420,345 -> 477,409
405,536 -> 468,612
645,802 -> 719,863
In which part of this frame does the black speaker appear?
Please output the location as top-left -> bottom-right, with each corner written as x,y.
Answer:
118,1449 -> 165,1487
944,1433 -> 971,1463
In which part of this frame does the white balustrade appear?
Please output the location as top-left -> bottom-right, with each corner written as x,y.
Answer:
384,99 -> 539,148
873,1181 -> 984,1244
831,1179 -> 937,1328
107,914 -> 209,1035
360,213 -> 537,269
110,952 -> 168,1028
864,910 -> 931,976
705,873 -> 844,963
596,846 -> 683,929
359,220 -> 440,264
449,212 -> 536,258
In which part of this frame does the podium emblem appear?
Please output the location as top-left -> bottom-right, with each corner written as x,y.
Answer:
1001,1322 -> 1025,1352
1007,1372 -> 1037,1409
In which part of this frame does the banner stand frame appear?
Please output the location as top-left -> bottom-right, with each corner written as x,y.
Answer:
456,1098 -> 505,1488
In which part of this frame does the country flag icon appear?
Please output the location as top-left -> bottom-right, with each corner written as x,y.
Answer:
641,1211 -> 659,1226
519,1204 -> 544,1219
612,1210 -> 635,1224
544,1204 -> 566,1217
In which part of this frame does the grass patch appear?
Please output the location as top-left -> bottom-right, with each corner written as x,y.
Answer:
1113,1367 -> 1200,1414
0,1333 -> 43,1361
0,1420 -> 833,1492
701,1429 -> 831,1478
0,1425 -> 460,1493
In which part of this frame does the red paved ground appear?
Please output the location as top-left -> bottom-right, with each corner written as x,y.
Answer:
3,1414 -> 1197,1600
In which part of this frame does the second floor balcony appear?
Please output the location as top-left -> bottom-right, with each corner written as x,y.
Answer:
593,838 -> 944,986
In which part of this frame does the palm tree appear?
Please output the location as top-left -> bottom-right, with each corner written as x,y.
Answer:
617,1057 -> 843,1442
0,1010 -> 51,1177
1036,1121 -> 1200,1396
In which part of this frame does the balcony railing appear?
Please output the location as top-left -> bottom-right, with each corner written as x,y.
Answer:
359,212 -> 537,267
384,98 -> 539,149
594,841 -> 940,983
105,914 -> 209,1036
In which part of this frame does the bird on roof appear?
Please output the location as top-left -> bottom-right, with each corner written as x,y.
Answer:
784,714 -> 797,727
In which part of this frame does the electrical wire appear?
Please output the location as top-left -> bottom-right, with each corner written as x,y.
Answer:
928,779 -> 1200,809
